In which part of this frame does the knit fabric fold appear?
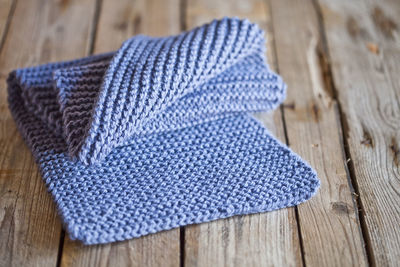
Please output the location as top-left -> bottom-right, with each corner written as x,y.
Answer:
7,18 -> 320,245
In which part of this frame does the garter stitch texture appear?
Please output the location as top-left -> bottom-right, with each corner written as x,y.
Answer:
7,18 -> 320,245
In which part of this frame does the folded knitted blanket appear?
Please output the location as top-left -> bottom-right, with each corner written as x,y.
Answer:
7,18 -> 320,245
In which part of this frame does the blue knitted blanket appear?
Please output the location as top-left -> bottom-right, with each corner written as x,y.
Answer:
7,18 -> 319,244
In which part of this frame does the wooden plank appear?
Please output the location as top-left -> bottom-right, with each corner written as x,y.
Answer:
0,0 -> 15,49
184,0 -> 303,266
0,0 -> 98,266
61,233 -> 179,267
317,0 -> 400,265
59,1 -> 181,266
269,0 -> 369,266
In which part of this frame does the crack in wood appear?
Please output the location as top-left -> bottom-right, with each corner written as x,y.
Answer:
360,125 -> 374,148
180,227 -> 185,267
340,110 -> 351,140
88,0 -> 103,55
306,33 -> 334,109
310,102 -> 321,122
389,137 -> 399,167
316,40 -> 335,102
283,102 -> 296,110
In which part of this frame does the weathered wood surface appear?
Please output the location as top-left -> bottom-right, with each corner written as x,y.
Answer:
0,0 -> 399,266
0,0 -> 98,266
317,0 -> 400,265
59,1 -> 181,266
269,0 -> 369,266
184,0 -> 302,266
94,0 -> 181,54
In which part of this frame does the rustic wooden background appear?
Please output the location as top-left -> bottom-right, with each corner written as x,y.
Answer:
0,0 -> 399,266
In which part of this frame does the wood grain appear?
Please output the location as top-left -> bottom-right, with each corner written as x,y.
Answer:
61,232 -> 180,267
0,0 -> 14,49
59,0 -> 181,266
184,0 -> 303,266
269,0 -> 369,266
94,0 -> 181,53
0,0 -> 98,266
1,0 -> 399,266
317,0 -> 400,265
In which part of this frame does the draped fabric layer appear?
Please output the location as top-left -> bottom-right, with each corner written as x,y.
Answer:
7,18 -> 320,244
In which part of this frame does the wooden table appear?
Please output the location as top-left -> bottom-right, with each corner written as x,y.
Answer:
0,0 -> 399,266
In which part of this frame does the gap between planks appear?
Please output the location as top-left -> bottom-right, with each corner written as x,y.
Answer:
180,1 -> 188,265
